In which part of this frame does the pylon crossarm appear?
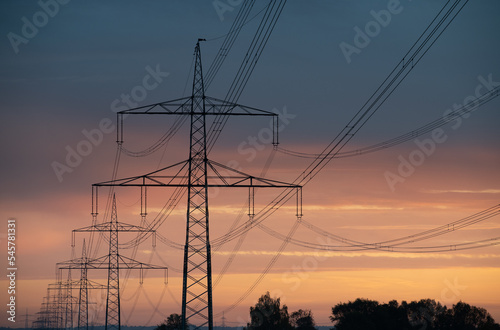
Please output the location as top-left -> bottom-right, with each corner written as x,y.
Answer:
92,159 -> 300,188
118,96 -> 277,117
115,223 -> 154,232
57,256 -> 89,269
73,222 -> 154,233
47,281 -> 80,291
93,160 -> 189,187
57,254 -> 108,270
45,279 -> 85,288
118,96 -> 192,115
59,255 -> 166,270
117,255 -> 168,271
86,280 -> 107,290
204,96 -> 278,116
208,159 -> 302,187
116,94 -> 279,148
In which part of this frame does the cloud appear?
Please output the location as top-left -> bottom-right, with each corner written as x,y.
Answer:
212,250 -> 500,260
424,189 -> 500,194
303,204 -> 405,211
338,223 -> 500,230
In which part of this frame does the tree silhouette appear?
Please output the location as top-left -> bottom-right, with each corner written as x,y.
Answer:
290,309 -> 317,330
244,292 -> 293,330
155,313 -> 183,330
436,301 -> 500,330
330,298 -> 386,330
330,299 -> 500,330
404,298 -> 444,329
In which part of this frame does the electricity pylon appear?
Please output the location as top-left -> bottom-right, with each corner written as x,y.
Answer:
53,253 -> 106,330
66,239 -> 107,330
32,280 -> 76,330
33,295 -> 57,329
93,40 -> 302,330
58,195 -> 168,330
33,296 -> 56,329
21,309 -> 35,329
78,239 -> 89,330
221,312 -> 226,328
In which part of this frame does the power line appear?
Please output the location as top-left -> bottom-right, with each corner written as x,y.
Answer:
40,1 -> 494,327
205,0 -> 257,88
93,41 -> 301,330
212,0 -> 474,314
210,0 -> 471,248
114,1 -> 289,254
121,116 -> 187,158
277,85 -> 500,159
256,204 -> 500,251
206,0 -> 287,153
205,1 -> 270,43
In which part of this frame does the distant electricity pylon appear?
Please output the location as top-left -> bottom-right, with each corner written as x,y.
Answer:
54,240 -> 107,330
93,40 -> 302,330
21,309 -> 35,329
221,312 -> 226,328
58,195 -> 167,330
32,278 -> 77,330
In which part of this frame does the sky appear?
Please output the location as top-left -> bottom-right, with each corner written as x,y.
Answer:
0,0 -> 499,328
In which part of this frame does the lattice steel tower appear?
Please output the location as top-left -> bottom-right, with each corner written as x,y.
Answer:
106,196 -> 120,330
182,40 -> 214,329
78,240 -> 89,330
93,40 -> 302,330
59,195 -> 167,330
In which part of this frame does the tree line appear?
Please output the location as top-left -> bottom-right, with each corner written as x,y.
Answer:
330,298 -> 500,330
155,292 -> 500,330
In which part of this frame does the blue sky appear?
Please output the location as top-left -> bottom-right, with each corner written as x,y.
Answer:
1,0 -> 499,327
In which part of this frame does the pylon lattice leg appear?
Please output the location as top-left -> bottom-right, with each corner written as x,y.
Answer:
106,197 -> 120,330
78,240 -> 89,330
182,41 -> 213,330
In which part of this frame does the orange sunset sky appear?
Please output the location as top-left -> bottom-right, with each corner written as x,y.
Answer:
1,0 -> 499,328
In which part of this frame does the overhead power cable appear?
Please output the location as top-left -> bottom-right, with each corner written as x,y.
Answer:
214,215 -> 302,317
118,1 -> 259,158
256,204 -> 500,251
117,0 -> 289,250
121,116 -> 187,158
205,0 -> 257,88
97,1 -> 486,320
115,0 -> 475,266
212,149 -> 278,289
217,202 -> 499,316
213,1 -> 473,314
206,0 -> 288,153
115,1 -> 277,250
278,85 -> 500,159
88,143 -> 123,258
211,0 -> 471,247
205,1 -> 270,43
